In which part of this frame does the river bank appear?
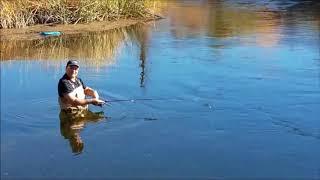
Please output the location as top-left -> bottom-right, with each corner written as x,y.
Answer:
0,17 -> 161,41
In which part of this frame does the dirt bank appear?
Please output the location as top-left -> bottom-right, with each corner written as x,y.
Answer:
0,17 -> 160,41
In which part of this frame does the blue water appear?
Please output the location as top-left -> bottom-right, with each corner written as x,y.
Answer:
1,0 -> 320,178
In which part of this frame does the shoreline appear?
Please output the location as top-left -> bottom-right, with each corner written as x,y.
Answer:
0,17 -> 161,41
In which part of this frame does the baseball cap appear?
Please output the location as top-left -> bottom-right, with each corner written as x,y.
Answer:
66,60 -> 79,67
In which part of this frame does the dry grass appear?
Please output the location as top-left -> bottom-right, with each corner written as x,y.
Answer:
0,0 -> 154,29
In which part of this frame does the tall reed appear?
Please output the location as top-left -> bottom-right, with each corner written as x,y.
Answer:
0,0 -> 153,29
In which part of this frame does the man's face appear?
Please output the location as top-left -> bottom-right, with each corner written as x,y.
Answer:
66,65 -> 79,79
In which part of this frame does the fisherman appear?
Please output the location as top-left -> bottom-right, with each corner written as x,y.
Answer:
58,60 -> 105,117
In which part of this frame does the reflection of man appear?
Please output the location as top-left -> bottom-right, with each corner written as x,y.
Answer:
59,111 -> 104,154
58,60 -> 105,115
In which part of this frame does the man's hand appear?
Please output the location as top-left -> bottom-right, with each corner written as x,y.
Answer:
92,98 -> 105,106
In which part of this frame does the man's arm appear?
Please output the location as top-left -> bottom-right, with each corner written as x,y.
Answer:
64,93 -> 103,106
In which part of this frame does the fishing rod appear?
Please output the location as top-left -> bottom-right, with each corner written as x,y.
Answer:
99,97 -> 182,106
104,98 -> 178,102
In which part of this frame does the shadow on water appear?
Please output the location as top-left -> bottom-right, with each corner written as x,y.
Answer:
59,110 -> 106,155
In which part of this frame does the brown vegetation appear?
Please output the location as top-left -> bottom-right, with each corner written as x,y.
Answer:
0,0 -> 154,29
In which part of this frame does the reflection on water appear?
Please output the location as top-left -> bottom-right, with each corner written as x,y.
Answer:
137,26 -> 149,87
161,0 -> 320,45
59,110 -> 105,154
1,0 -> 319,62
0,24 -> 150,69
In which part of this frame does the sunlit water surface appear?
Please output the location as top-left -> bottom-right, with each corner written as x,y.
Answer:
1,0 -> 320,178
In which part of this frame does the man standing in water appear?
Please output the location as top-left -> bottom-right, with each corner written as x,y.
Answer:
58,60 -> 105,115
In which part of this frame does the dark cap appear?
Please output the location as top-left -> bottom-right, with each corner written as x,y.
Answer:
66,60 -> 79,67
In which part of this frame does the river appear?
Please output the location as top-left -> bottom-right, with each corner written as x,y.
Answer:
1,0 -> 320,178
